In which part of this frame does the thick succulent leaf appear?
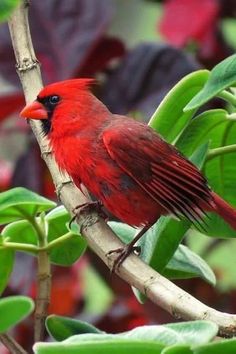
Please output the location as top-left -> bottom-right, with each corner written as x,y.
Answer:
165,321 -> 218,346
34,339 -> 164,354
2,219 -> 38,247
162,345 -> 193,354
39,320 -> 217,354
0,296 -> 34,333
0,0 -> 20,22
176,109 -> 236,237
149,70 -> 209,143
194,339 -> 236,354
149,70 -> 209,142
109,222 -> 215,285
2,206 -> 86,265
163,245 -> 216,285
0,245 -> 14,294
46,315 -> 103,341
0,187 -> 56,225
82,265 -> 114,316
185,54 -> 236,110
46,206 -> 87,266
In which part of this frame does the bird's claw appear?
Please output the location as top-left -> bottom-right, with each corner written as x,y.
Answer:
107,245 -> 141,274
69,200 -> 106,230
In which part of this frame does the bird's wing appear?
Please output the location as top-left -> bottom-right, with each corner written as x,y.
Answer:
103,119 -> 212,223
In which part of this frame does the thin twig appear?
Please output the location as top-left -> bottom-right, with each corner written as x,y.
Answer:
34,249 -> 51,342
8,0 -> 236,338
32,216 -> 51,342
0,333 -> 28,354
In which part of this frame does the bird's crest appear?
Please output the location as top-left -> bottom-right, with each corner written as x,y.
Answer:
38,78 -> 96,99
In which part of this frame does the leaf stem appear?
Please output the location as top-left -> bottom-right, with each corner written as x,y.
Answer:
44,231 -> 76,251
0,333 -> 28,354
207,144 -> 236,161
218,90 -> 236,107
1,242 -> 38,253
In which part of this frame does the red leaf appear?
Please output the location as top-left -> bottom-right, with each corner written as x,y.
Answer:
159,0 -> 219,47
77,37 -> 126,77
0,159 -> 12,191
0,93 -> 24,123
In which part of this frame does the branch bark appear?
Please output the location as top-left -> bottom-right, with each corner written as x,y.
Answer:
8,0 -> 236,338
0,333 -> 28,354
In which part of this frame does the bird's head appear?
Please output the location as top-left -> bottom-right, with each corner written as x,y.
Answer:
20,78 -> 96,135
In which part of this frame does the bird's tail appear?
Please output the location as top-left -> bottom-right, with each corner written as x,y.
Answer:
211,191 -> 236,230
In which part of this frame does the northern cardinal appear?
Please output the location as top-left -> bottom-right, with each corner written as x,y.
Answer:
20,79 -> 236,269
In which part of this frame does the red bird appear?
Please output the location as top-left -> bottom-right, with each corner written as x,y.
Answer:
20,79 -> 236,269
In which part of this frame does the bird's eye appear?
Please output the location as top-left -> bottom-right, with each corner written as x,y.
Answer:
49,95 -> 60,105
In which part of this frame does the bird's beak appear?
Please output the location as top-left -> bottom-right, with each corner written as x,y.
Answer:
20,101 -> 48,120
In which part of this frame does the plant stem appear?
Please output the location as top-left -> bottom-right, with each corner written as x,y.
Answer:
30,217 -> 51,342
0,333 -> 28,354
207,144 -> 236,161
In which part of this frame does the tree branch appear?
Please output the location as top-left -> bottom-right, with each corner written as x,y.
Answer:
8,0 -> 236,338
0,333 -> 28,354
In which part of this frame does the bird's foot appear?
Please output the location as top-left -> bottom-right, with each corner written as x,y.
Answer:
107,244 -> 141,273
69,200 -> 106,229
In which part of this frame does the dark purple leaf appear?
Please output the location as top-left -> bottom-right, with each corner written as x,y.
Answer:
11,137 -> 44,194
220,0 -> 236,17
100,43 -> 200,119
0,0 -> 114,86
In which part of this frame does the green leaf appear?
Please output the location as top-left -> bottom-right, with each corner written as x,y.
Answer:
82,265 -> 114,316
196,236 -> 236,292
0,187 -> 56,225
46,315 -> 102,341
149,70 -> 209,143
36,321 -> 218,354
0,247 -> 14,294
222,19 -> 236,50
185,54 -> 236,110
46,206 -> 87,266
2,220 -> 38,247
0,0 -> 20,22
165,321 -> 218,346
194,339 -> 236,354
2,206 -> 87,265
139,218 -> 190,272
121,325 -> 183,345
162,345 -> 193,354
176,109 -> 236,237
176,109 -> 228,156
0,296 -> 34,333
109,222 -> 215,285
34,338 -> 164,354
163,245 -> 216,285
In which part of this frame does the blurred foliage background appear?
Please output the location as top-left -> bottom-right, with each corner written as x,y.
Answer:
0,0 -> 236,351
